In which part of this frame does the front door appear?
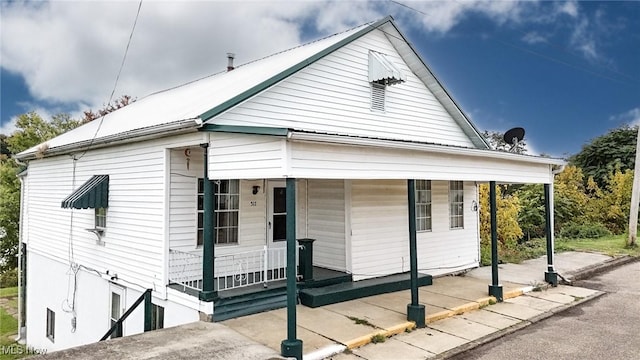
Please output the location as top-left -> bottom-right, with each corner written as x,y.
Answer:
267,181 -> 287,275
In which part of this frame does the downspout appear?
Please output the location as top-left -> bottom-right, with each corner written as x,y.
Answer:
199,133 -> 217,302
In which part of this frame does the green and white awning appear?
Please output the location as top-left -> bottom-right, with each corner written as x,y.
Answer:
61,175 -> 109,209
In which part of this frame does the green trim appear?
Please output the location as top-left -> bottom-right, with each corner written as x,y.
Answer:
61,175 -> 109,209
143,290 -> 152,332
489,181 -> 502,301
199,16 -> 393,122
201,144 -> 217,299
407,180 -> 419,306
199,124 -> 289,136
544,184 -> 558,286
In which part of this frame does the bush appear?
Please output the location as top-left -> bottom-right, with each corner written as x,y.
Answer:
559,222 -> 612,239
0,267 -> 18,288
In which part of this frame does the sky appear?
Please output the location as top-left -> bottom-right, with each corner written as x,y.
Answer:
1,0 -> 638,158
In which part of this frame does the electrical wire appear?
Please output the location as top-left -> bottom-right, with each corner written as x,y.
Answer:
76,0 -> 144,161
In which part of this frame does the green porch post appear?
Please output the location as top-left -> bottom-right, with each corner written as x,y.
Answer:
544,183 -> 558,286
199,143 -> 217,302
281,178 -> 303,360
143,289 -> 152,332
488,181 -> 503,302
406,179 -> 425,327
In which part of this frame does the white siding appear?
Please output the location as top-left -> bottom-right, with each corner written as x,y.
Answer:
416,181 -> 480,276
25,251 -> 199,352
24,133 -> 202,291
307,179 -> 346,271
290,140 -> 552,183
213,30 -> 475,148
208,132 -> 286,179
168,146 -> 267,256
350,180 -> 409,281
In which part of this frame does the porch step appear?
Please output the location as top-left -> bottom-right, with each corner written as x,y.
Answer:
299,272 -> 433,308
214,286 -> 287,322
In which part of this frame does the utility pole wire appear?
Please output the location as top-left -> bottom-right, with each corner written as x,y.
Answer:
628,127 -> 640,247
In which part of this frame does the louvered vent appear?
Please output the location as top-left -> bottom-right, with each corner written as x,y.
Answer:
371,83 -> 386,112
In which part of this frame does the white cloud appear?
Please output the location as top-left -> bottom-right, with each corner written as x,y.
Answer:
557,0 -> 579,18
570,17 -> 599,61
521,31 -> 547,44
610,108 -> 640,126
0,1 -> 383,114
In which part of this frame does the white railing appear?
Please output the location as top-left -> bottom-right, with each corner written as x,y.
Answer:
168,246 -> 294,292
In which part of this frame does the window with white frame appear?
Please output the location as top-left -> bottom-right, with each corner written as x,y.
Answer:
46,308 -> 55,342
95,207 -> 107,229
197,179 -> 239,245
449,181 -> 464,229
415,180 -> 432,231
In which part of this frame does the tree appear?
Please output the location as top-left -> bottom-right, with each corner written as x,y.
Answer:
482,130 -> 527,154
479,184 -> 523,264
585,168 -> 634,235
82,95 -> 135,123
570,125 -> 638,188
0,112 -> 81,275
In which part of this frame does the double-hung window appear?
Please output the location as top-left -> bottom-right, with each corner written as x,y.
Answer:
95,207 -> 107,229
415,180 -> 432,231
449,181 -> 464,229
197,179 -> 239,245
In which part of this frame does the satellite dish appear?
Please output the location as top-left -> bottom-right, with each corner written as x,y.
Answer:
503,127 -> 525,152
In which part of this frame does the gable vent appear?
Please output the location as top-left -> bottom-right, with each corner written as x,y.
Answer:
371,83 -> 386,112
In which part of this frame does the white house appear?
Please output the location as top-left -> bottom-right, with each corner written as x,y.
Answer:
15,16 -> 564,355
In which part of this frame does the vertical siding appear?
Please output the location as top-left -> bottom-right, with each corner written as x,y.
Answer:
350,179 -> 409,280
416,181 -> 480,276
213,30 -> 475,148
208,132 -> 286,179
307,179 -> 346,271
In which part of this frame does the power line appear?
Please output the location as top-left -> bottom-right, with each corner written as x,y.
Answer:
77,0 -> 143,160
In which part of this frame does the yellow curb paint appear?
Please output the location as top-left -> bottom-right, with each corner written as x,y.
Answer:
426,309 -> 453,323
476,296 -> 496,306
451,302 -> 480,315
504,289 -> 524,299
344,330 -> 387,349
385,322 -> 415,336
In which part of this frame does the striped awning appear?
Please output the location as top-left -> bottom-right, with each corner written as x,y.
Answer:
368,50 -> 406,85
61,175 -> 109,209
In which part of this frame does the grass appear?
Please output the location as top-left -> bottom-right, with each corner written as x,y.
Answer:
483,234 -> 640,266
347,316 -> 377,328
556,234 -> 640,257
0,288 -> 17,298
370,333 -> 386,344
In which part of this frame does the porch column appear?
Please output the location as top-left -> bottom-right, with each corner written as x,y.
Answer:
199,143 -> 217,302
488,181 -> 503,301
544,183 -> 558,286
406,179 -> 426,327
281,178 -> 303,360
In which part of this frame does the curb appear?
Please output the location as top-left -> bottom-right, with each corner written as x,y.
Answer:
433,290 -> 606,359
562,255 -> 638,283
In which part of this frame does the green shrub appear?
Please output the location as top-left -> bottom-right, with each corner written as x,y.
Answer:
0,267 -> 18,288
559,222 -> 611,239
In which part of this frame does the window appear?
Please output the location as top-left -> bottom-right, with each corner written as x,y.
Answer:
415,180 -> 432,231
197,179 -> 239,245
449,181 -> 464,229
370,82 -> 386,111
110,291 -> 123,338
46,308 -> 55,342
95,207 -> 107,229
151,304 -> 164,330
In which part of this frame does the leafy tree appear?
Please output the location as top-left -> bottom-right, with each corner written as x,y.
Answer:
482,130 -> 527,154
82,95 -> 135,123
479,184 -> 523,260
570,125 -> 638,188
585,168 -> 634,234
0,135 -> 10,156
5,112 -> 80,154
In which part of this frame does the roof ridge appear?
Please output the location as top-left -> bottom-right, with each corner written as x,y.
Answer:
141,18 -> 382,100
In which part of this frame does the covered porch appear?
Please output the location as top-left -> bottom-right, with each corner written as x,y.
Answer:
168,126 -> 564,359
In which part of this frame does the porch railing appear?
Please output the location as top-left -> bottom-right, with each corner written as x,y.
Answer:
168,246 -> 295,293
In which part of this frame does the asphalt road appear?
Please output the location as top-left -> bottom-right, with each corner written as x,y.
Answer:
450,260 -> 640,360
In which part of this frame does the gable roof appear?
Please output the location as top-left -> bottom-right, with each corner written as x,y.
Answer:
17,16 -> 488,160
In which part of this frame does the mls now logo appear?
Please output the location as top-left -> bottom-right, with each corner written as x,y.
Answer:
1,345 -> 47,355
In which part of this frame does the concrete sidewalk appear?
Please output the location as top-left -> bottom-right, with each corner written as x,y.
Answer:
222,252 -> 625,360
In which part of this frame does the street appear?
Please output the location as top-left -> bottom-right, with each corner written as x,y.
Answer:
450,260 -> 640,360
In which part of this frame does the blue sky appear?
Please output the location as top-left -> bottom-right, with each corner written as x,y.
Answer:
1,1 -> 638,158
